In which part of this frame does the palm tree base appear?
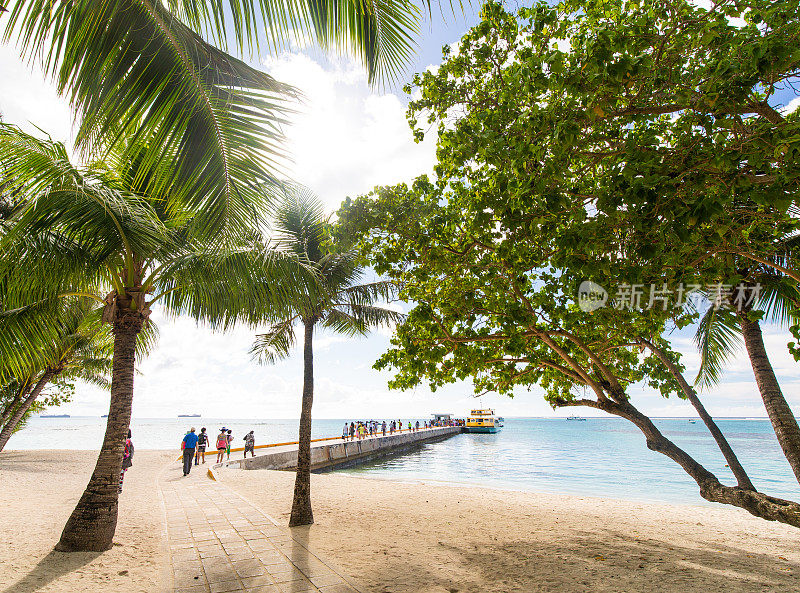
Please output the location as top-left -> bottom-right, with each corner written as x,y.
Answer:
288,506 -> 314,527
56,490 -> 118,551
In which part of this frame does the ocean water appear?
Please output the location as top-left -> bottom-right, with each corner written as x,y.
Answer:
11,416 -> 799,505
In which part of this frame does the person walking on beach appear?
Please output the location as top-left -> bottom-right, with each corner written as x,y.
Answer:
119,429 -> 134,493
195,427 -> 208,465
415,420 -> 420,432
342,423 -> 348,440
216,428 -> 228,463
243,430 -> 255,458
382,420 -> 387,436
226,429 -> 233,460
182,427 -> 198,476
349,422 -> 355,441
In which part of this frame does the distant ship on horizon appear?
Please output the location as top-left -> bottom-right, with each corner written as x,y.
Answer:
178,414 -> 201,417
41,414 -> 70,418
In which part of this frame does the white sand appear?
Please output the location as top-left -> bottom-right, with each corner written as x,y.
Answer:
2,450 -> 799,593
218,467 -> 800,593
0,449 -> 173,593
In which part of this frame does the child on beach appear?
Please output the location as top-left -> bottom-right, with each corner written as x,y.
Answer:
216,428 -> 228,463
119,429 -> 133,493
226,429 -> 233,460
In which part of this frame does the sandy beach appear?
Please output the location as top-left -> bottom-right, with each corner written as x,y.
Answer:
0,450 -> 173,593
218,467 -> 800,593
1,450 -> 798,593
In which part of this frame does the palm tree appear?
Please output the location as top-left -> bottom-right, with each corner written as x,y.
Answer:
251,189 -> 402,526
0,123 -> 305,550
694,268 -> 800,484
0,299 -> 128,452
2,0 -> 435,238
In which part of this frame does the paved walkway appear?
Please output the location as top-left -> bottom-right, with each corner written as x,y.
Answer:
159,460 -> 359,593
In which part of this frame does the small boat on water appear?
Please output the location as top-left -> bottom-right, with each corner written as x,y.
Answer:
566,415 -> 587,421
689,420 -> 697,424
101,414 -> 108,418
464,409 -> 502,433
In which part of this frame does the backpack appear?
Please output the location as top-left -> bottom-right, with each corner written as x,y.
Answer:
122,441 -> 134,469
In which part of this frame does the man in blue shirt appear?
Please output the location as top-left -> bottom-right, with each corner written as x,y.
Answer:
182,428 -> 199,476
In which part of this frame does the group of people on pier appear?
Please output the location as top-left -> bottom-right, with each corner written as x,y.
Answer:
341,418 -> 454,441
179,426 -> 256,476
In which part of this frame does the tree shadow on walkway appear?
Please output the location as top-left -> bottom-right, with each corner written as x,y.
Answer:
1,549 -> 101,593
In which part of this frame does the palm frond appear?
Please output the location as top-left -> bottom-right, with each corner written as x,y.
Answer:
273,186 -> 328,262
340,279 -> 399,306
756,280 -> 800,327
0,124 -> 170,265
694,305 -> 743,389
250,318 -> 297,365
4,0 -> 295,238
321,308 -> 367,336
164,0 -> 426,84
336,302 -> 404,329
154,245 -> 313,329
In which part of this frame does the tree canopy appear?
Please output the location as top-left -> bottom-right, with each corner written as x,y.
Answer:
338,0 -> 800,526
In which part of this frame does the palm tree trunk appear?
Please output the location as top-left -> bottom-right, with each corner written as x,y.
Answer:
55,318 -> 140,551
0,379 -> 31,431
738,311 -> 800,484
0,370 -> 56,453
289,320 -> 315,527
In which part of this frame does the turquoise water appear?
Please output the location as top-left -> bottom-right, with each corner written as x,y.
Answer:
12,416 -> 799,505
340,418 -> 800,505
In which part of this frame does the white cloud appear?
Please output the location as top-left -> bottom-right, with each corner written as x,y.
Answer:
783,96 -> 800,115
0,45 -> 75,145
263,53 -> 436,211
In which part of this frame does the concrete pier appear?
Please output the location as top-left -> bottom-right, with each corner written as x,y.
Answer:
221,426 -> 461,472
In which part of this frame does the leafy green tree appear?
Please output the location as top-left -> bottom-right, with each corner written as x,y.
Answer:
338,0 -> 800,526
0,123 -> 304,551
342,176 -> 800,526
251,189 -> 402,526
397,0 -> 800,479
2,0 -> 438,237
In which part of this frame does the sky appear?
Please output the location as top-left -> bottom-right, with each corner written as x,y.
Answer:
1,5 -> 799,420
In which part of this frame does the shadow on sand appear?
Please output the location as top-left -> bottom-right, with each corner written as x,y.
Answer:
1,549 -> 102,593
366,525 -> 798,593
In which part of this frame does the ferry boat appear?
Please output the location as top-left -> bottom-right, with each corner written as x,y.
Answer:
465,409 -> 503,433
